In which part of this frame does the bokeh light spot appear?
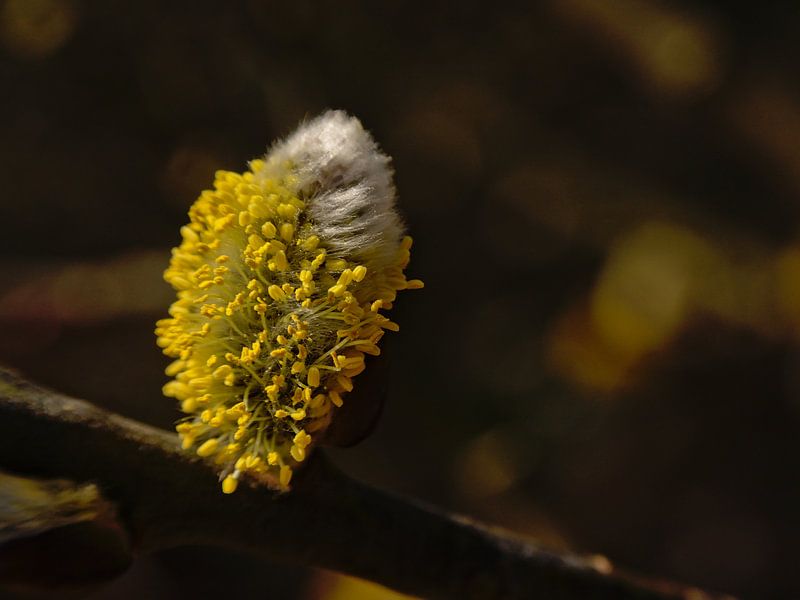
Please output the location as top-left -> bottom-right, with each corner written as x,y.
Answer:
0,0 -> 78,59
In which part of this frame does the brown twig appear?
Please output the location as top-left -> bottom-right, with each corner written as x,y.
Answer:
0,367 -> 732,600
0,470 -> 131,596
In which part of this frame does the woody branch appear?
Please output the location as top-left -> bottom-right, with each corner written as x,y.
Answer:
0,367 -> 731,600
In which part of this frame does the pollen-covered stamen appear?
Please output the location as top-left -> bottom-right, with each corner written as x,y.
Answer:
156,111 -> 421,492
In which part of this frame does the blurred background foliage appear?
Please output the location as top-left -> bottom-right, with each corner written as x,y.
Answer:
1,0 -> 799,598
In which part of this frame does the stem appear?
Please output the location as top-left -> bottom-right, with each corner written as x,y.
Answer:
0,367 -> 732,600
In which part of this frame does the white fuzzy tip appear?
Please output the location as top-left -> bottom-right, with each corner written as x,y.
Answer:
258,110 -> 404,270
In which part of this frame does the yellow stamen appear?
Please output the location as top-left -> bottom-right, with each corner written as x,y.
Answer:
307,366 -> 320,388
197,439 -> 219,457
222,475 -> 239,494
280,465 -> 292,487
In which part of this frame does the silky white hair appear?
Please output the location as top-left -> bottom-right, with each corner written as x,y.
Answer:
256,110 -> 404,270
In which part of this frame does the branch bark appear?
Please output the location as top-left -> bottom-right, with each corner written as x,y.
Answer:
0,368 -> 732,600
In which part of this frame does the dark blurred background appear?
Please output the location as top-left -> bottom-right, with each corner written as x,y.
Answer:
1,1 -> 799,598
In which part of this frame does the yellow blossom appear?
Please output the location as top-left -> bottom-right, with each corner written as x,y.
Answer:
156,111 -> 421,493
